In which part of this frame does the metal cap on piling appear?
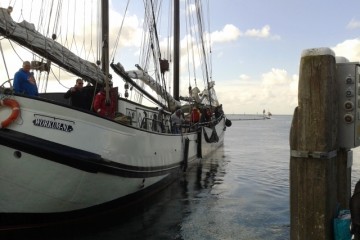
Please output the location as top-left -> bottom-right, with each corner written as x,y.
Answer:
301,47 -> 335,57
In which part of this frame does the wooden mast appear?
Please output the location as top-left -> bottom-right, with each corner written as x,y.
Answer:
101,0 -> 110,101
173,0 -> 180,101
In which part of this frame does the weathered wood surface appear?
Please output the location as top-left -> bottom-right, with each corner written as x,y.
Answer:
291,53 -> 338,152
290,50 -> 338,240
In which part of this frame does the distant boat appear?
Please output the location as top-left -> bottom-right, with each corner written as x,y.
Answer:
263,109 -> 272,119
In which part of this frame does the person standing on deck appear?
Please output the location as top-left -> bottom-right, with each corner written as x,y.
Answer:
13,61 -> 39,97
191,107 -> 201,123
158,108 -> 165,133
190,106 -> 201,131
93,85 -> 116,118
64,78 -> 92,110
171,109 -> 184,134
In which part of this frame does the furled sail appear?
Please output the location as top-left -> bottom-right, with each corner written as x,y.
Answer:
112,62 -> 180,111
0,8 -> 106,86
200,81 -> 220,106
126,69 -> 181,111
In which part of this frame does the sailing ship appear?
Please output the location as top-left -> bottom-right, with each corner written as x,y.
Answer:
0,0 -> 231,229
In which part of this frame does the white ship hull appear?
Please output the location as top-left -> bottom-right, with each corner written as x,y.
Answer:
0,95 -> 226,228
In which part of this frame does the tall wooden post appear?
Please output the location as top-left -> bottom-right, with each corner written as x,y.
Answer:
290,48 -> 338,239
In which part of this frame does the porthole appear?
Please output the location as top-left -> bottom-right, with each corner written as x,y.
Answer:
14,151 -> 22,159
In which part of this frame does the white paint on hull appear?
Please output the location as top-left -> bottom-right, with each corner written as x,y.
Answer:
0,145 -> 167,213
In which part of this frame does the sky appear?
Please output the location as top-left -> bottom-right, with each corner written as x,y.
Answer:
1,0 -> 360,115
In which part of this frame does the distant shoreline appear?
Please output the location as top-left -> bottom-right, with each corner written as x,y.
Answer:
226,114 -> 294,121
229,117 -> 270,121
227,114 -> 292,117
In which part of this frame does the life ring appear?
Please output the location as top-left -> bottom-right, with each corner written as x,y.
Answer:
0,98 -> 20,128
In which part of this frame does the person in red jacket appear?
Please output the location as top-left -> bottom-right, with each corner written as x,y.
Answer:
191,107 -> 200,123
93,86 -> 116,118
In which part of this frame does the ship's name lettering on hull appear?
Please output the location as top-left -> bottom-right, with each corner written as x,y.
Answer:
33,118 -> 73,132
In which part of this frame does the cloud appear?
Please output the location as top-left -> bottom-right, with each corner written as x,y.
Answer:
239,74 -> 250,81
111,14 -> 143,49
186,3 -> 196,14
211,24 -> 241,43
216,69 -> 298,114
347,19 -> 360,29
245,25 -> 270,38
228,37 -> 360,115
332,38 -> 360,61
210,24 -> 280,43
244,25 -> 280,40
219,37 -> 360,115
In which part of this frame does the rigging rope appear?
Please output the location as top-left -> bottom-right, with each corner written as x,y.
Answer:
7,40 -> 24,63
46,0 -> 55,37
0,0 -> 106,94
185,0 -> 197,89
149,0 -> 163,94
79,0 -> 86,57
50,67 -> 70,89
97,0 -> 101,65
205,0 -> 213,81
0,41 -> 10,81
86,0 -> 96,61
63,1 -> 70,48
184,0 -> 191,89
70,1 -> 79,55
52,0 -> 62,39
110,0 -> 131,62
195,0 -> 212,106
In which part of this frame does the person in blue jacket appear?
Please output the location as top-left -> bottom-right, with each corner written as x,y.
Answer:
13,61 -> 39,96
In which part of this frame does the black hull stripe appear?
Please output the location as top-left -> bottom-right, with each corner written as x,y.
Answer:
0,129 -> 189,178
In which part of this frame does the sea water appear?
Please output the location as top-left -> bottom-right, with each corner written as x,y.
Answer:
6,115 -> 360,239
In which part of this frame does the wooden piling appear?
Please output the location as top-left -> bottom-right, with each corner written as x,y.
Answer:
290,48 -> 338,239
